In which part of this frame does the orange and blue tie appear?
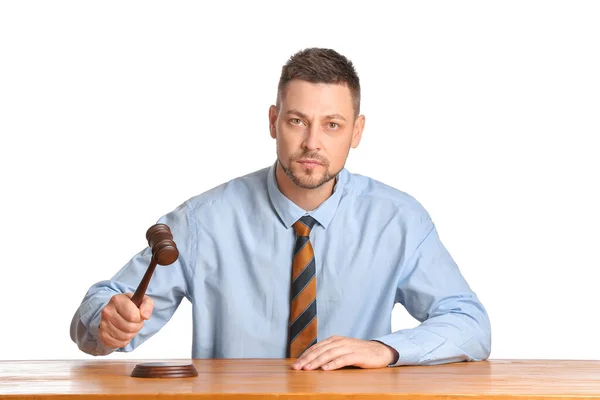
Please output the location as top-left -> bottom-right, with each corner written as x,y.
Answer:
289,215 -> 318,358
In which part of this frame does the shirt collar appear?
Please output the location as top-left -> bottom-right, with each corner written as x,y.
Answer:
266,161 -> 347,229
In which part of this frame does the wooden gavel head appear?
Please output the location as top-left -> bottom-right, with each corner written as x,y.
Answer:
130,223 -> 179,309
146,224 -> 179,265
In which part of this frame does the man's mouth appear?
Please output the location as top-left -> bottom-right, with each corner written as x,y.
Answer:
297,159 -> 323,168
298,158 -> 323,165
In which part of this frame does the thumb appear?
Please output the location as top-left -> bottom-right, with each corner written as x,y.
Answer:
139,295 -> 154,320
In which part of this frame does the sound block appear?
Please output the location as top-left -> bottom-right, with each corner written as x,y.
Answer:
131,362 -> 198,378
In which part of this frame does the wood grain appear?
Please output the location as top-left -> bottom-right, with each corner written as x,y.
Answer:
1,359 -> 600,399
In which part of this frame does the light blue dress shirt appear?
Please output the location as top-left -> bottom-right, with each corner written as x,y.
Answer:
70,163 -> 491,366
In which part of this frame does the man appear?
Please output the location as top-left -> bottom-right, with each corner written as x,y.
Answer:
71,48 -> 491,370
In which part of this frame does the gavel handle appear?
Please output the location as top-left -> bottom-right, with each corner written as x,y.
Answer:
131,258 -> 157,308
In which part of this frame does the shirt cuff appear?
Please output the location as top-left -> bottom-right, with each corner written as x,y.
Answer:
82,306 -> 119,356
371,329 -> 446,367
77,296 -> 120,356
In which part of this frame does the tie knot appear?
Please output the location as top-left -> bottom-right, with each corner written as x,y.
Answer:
293,215 -> 317,237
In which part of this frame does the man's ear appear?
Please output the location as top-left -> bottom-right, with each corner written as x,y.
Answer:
269,105 -> 278,139
351,115 -> 365,148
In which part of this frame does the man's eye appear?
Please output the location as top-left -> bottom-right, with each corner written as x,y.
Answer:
328,122 -> 339,129
290,118 -> 303,126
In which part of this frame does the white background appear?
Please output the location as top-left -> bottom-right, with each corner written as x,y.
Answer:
1,1 -> 599,361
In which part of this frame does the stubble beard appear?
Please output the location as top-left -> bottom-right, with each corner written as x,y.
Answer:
277,150 -> 340,190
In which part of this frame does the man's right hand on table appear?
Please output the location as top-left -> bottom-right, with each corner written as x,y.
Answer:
99,293 -> 154,348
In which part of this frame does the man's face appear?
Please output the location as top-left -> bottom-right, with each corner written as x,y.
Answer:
269,80 -> 364,189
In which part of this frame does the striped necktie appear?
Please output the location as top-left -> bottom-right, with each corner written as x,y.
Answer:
289,215 -> 318,358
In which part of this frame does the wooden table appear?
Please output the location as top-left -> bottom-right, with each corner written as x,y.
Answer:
1,359 -> 600,399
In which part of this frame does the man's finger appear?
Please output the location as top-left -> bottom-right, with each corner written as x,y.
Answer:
114,296 -> 143,323
301,346 -> 350,370
101,303 -> 143,333
102,318 -> 136,342
108,310 -> 144,334
292,336 -> 345,366
322,353 -> 357,371
139,296 -> 154,320
99,321 -> 132,349
100,332 -> 129,349
292,342 -> 345,370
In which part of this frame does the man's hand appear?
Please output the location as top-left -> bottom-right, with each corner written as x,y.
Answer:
99,293 -> 154,349
291,336 -> 399,371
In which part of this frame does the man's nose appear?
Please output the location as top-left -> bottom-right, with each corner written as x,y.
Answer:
302,124 -> 320,151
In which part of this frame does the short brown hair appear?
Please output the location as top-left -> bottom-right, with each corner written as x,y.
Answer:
276,48 -> 361,116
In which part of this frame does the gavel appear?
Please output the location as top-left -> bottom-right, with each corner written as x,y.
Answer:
129,223 -> 198,378
130,223 -> 179,307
